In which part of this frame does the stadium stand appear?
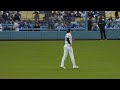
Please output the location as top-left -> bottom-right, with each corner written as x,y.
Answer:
0,11 -> 120,31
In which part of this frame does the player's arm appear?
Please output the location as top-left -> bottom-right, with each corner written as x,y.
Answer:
67,38 -> 71,46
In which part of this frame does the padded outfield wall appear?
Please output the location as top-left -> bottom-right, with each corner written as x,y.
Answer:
0,29 -> 120,40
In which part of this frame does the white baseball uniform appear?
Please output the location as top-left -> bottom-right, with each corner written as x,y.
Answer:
60,32 -> 77,68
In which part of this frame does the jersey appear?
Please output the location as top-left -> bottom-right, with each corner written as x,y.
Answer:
65,33 -> 72,45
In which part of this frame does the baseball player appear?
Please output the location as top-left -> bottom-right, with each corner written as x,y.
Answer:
60,29 -> 79,69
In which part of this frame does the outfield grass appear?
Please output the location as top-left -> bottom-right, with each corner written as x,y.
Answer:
0,40 -> 120,79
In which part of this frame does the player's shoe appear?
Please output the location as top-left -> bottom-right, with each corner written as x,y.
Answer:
73,66 -> 79,69
60,66 -> 66,69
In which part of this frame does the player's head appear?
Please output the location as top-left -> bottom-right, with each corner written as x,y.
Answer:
67,29 -> 72,34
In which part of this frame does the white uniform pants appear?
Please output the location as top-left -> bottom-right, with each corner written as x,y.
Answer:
60,44 -> 76,67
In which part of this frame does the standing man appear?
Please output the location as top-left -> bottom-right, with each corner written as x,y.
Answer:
98,16 -> 107,40
88,18 -> 93,31
60,29 -> 79,69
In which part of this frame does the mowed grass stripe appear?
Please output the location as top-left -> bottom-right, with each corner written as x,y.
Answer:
0,40 -> 120,79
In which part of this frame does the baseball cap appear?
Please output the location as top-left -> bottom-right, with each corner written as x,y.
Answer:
67,29 -> 72,33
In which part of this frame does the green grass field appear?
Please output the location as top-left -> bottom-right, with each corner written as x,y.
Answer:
0,40 -> 120,79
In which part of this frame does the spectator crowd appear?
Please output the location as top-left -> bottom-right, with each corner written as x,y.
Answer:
0,11 -> 120,31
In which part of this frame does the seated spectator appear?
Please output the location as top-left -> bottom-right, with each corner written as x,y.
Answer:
13,13 -> 20,22
56,25 -> 63,30
16,11 -> 21,18
71,19 -> 78,28
88,11 -> 94,18
81,11 -> 86,18
23,20 -> 28,28
54,13 -> 58,20
75,11 -> 81,17
8,12 -> 14,23
48,20 -> 54,29
54,21 -> 59,28
19,20 -> 25,28
113,21 -> 119,28
0,14 -> 4,23
60,11 -> 65,16
57,13 -> 63,22
115,16 -> 120,28
107,16 -> 113,21
80,22 -> 85,28
0,21 -> 3,31
63,22 -> 69,28
2,12 -> 8,22
63,13 -> 68,22
40,17 -> 48,26
13,20 -> 19,31
27,20 -> 32,28
49,13 -> 55,21
0,11 -> 3,16
93,11 -> 99,22
60,21 -> 64,26
34,22 -> 40,28
115,16 -> 120,21
91,23 -> 99,31
107,16 -> 114,28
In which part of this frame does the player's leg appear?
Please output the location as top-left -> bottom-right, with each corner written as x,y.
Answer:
68,46 -> 79,68
60,45 -> 68,69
